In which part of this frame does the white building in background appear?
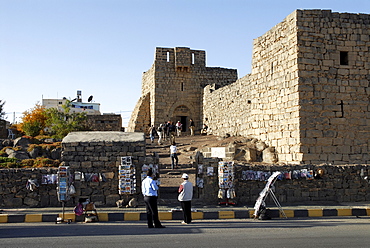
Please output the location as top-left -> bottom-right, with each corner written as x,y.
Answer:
42,90 -> 101,115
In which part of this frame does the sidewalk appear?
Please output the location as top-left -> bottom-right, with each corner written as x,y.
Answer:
1,202 -> 369,223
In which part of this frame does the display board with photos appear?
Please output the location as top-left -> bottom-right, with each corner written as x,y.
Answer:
218,161 -> 236,200
196,164 -> 204,188
218,161 -> 235,189
118,156 -> 137,194
57,166 -> 70,202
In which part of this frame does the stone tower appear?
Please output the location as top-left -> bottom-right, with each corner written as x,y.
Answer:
127,47 -> 237,133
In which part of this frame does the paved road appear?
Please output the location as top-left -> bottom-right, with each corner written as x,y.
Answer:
1,217 -> 370,248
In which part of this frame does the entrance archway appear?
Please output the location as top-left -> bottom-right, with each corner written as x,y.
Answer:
173,105 -> 190,131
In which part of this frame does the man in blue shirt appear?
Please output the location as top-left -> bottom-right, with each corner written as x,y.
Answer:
142,169 -> 165,228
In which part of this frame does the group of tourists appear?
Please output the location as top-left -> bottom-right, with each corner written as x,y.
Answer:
148,119 -> 198,146
142,169 -> 193,228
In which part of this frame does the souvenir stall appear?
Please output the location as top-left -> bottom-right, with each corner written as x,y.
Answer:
218,161 -> 236,205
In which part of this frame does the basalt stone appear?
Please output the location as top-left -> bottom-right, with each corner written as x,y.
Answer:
13,137 -> 31,148
24,197 -> 40,207
51,147 -> 62,160
8,150 -> 30,160
3,197 -> 23,208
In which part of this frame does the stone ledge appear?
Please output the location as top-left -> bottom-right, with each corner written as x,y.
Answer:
1,208 -> 369,223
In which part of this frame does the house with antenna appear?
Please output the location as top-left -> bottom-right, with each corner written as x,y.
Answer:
42,90 -> 122,131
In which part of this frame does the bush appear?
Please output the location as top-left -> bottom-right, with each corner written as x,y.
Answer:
0,157 -> 18,168
28,142 -> 61,152
33,158 -> 60,168
20,159 -> 35,167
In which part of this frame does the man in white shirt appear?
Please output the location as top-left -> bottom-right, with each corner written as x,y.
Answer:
178,173 -> 193,224
170,142 -> 178,169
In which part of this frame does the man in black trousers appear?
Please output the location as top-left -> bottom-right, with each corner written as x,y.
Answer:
141,169 -> 165,228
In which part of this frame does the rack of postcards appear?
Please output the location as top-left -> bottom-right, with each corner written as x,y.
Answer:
218,161 -> 236,205
118,156 -> 137,194
57,166 -> 70,202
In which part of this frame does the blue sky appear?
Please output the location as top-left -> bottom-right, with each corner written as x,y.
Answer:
1,0 -> 369,126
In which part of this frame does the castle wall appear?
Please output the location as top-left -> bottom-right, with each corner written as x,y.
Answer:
127,64 -> 155,132
203,11 -> 300,163
203,9 -> 370,164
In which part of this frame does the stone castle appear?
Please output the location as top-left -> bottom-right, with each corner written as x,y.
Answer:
128,9 -> 370,165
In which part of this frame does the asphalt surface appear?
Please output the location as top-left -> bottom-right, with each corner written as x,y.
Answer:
1,218 -> 370,248
1,201 -> 370,223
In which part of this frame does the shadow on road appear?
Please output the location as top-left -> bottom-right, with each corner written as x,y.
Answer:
1,218 -> 370,239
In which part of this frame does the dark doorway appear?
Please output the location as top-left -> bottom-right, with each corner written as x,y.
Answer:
176,116 -> 188,132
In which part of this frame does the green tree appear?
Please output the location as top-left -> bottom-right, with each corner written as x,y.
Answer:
0,100 -> 5,120
45,100 -> 88,139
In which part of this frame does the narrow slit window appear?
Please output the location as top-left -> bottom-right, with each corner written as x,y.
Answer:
340,51 -> 348,65
271,62 -> 274,74
166,52 -> 170,62
181,82 -> 184,91
192,53 -> 195,64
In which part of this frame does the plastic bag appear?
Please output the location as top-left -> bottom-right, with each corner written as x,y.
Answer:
68,184 -> 76,195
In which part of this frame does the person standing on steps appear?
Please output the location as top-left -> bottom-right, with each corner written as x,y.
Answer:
189,119 -> 195,136
142,168 -> 165,228
170,142 -> 179,169
169,121 -> 176,144
176,121 -> 182,136
157,124 -> 164,145
178,173 -> 193,224
148,125 -> 156,143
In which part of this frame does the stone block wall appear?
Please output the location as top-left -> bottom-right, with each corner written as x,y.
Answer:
195,158 -> 370,206
203,11 -> 300,163
86,114 -> 122,131
0,168 -> 60,208
203,10 -> 370,164
0,132 -> 158,208
60,131 -> 146,207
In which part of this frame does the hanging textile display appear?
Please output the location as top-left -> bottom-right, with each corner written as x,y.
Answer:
241,168 -> 316,181
118,156 -> 136,194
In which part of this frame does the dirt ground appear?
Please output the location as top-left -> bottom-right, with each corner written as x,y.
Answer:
145,133 -> 245,187
145,133 -> 244,165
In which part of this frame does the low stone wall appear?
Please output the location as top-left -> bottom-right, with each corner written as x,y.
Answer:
196,159 -> 370,206
61,131 -> 146,207
0,168 -> 59,207
1,162 -> 369,208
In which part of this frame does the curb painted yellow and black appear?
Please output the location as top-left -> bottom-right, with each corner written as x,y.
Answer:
1,208 -> 370,223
